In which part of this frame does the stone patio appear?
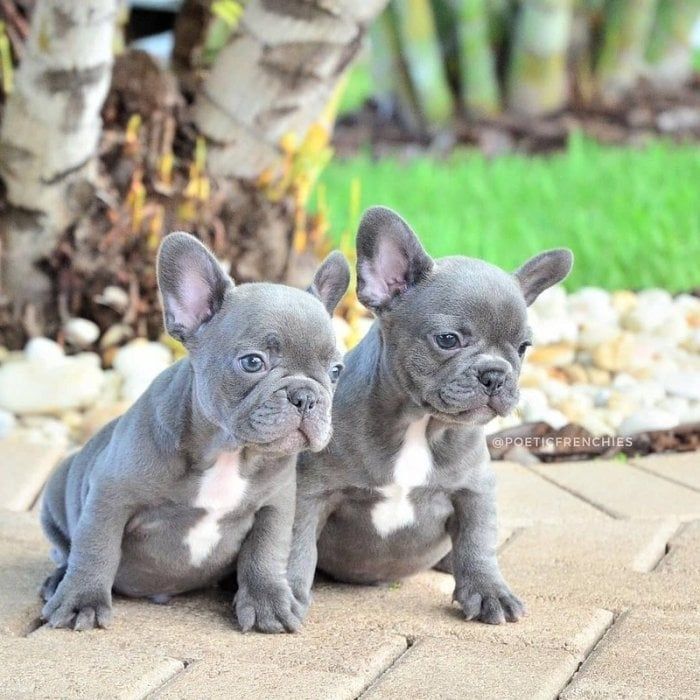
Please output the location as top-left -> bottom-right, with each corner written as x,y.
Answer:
0,448 -> 698,699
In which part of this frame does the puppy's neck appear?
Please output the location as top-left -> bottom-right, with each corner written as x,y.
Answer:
364,323 -> 430,429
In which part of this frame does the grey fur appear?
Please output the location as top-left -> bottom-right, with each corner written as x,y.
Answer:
40,232 -> 349,633
288,206 -> 572,625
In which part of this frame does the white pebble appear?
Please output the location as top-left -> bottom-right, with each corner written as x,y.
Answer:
94,286 -> 130,313
0,357 -> 104,415
0,409 -> 16,439
63,318 -> 100,347
114,341 -> 172,402
24,337 -> 64,365
619,409 -> 679,436
662,371 -> 700,402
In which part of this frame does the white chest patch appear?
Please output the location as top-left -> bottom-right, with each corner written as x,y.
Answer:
371,416 -> 433,538
184,450 -> 248,566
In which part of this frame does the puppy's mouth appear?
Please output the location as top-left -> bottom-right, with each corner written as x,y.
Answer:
427,390 -> 518,425
257,428 -> 309,454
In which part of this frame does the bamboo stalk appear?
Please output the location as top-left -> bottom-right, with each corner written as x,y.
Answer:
453,0 -> 501,116
595,0 -> 658,100
391,0 -> 453,128
645,0 -> 700,88
506,0 -> 574,116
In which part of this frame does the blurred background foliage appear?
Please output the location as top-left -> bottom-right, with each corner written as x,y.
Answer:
0,0 -> 698,349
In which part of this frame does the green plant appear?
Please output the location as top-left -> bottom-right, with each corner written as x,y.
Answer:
314,135 -> 700,291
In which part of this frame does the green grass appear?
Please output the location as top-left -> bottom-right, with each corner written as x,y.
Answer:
314,134 -> 700,291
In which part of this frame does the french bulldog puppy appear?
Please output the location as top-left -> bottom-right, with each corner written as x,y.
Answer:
288,206 -> 573,625
40,232 -> 349,633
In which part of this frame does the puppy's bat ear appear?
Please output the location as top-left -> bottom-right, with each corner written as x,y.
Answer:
308,251 -> 351,315
356,206 -> 433,313
157,232 -> 233,343
514,249 -> 573,306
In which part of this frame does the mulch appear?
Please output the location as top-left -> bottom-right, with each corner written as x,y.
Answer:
334,77 -> 700,158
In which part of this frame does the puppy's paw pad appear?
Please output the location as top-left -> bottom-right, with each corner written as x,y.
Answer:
234,583 -> 301,634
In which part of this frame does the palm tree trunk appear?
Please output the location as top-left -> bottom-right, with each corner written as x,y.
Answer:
193,0 -> 389,281
506,0 -> 574,116
0,0 -> 117,316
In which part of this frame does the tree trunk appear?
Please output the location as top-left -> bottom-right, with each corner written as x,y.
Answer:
193,0 -> 389,281
645,0 -> 700,89
595,0 -> 658,101
506,0 -> 574,116
0,0 -> 117,318
371,4 -> 424,134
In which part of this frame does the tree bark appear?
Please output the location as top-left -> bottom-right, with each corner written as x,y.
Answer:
193,0 -> 389,281
506,0 -> 574,116
0,0 -> 117,315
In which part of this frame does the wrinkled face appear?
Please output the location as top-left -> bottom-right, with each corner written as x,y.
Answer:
382,259 -> 531,426
191,285 -> 343,453
157,232 -> 350,456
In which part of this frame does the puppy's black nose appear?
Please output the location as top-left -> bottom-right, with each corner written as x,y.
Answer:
478,369 -> 506,394
288,387 -> 317,414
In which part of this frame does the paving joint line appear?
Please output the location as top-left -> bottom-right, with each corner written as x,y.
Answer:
556,609 -> 622,699
648,520 -> 687,573
522,465 -> 622,520
627,460 -> 700,494
498,526 -> 525,553
356,635 -> 415,699
143,658 -> 194,699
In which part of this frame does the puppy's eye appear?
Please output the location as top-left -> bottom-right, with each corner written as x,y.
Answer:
239,354 -> 265,373
435,333 -> 459,350
518,341 -> 532,357
329,363 -> 343,383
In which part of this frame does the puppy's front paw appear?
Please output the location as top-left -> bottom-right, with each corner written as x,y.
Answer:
234,581 -> 302,634
454,579 -> 526,625
41,579 -> 112,631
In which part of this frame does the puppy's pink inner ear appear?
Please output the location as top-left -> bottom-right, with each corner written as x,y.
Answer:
361,239 -> 409,304
171,269 -> 213,330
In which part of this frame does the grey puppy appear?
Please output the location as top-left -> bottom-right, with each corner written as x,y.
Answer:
40,232 -> 349,633
288,206 -> 572,624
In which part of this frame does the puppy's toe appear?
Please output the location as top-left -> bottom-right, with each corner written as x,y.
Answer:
234,598 -> 256,633
73,607 -> 97,631
500,592 -> 526,622
479,596 -> 507,625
